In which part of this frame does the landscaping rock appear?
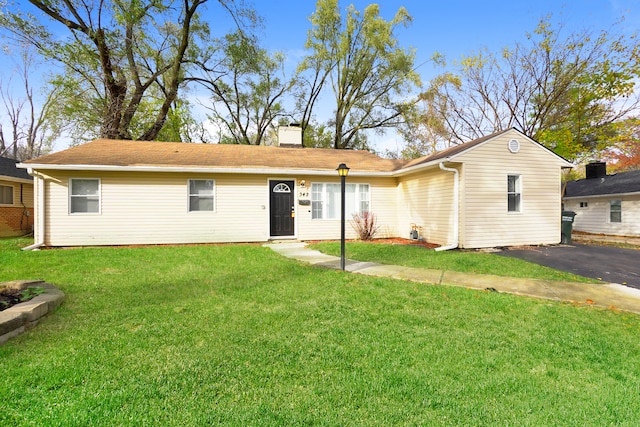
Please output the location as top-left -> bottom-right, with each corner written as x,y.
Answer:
0,281 -> 64,345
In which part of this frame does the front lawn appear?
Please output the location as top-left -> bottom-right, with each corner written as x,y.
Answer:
1,238 -> 639,425
311,241 -> 596,282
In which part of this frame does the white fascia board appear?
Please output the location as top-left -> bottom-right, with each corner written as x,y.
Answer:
0,175 -> 33,184
20,163 -> 394,177
564,191 -> 640,199
390,158 -> 450,177
446,129 -> 574,168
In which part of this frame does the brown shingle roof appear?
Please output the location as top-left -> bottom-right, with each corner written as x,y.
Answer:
24,139 -> 406,173
1,156 -> 32,180
24,128 -> 568,174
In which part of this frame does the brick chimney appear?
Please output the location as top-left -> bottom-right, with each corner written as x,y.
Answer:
278,124 -> 302,148
585,161 -> 606,179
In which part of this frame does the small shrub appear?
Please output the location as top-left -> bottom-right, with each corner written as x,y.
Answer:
351,212 -> 380,241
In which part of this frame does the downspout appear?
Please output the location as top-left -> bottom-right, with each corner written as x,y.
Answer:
435,161 -> 459,252
22,169 -> 45,251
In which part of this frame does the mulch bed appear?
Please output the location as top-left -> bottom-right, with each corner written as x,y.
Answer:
367,237 -> 439,249
308,238 -> 439,249
0,287 -> 40,312
0,288 -> 26,311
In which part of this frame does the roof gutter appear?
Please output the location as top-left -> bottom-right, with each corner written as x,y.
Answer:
22,168 -> 45,251
0,175 -> 33,184
17,163 -> 395,177
390,158 -> 450,177
564,191 -> 640,199
435,161 -> 459,252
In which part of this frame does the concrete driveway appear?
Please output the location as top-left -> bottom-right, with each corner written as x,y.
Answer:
498,244 -> 640,289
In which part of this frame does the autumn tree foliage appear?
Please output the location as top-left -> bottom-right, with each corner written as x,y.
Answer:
408,17 -> 640,161
603,118 -> 640,172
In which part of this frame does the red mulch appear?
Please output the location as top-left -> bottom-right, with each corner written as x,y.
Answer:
308,238 -> 438,249
367,237 -> 439,249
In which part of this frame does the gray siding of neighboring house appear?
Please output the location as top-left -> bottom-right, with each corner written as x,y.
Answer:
565,195 -> 640,237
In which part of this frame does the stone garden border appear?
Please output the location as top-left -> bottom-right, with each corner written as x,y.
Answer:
0,280 -> 65,345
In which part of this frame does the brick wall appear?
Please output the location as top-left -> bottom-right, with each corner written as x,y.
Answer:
0,207 -> 34,237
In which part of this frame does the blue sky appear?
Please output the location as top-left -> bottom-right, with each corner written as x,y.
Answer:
224,0 -> 639,152
2,0 -> 638,153
252,0 -> 638,80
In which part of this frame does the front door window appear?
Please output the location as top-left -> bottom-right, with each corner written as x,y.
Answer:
270,180 -> 294,237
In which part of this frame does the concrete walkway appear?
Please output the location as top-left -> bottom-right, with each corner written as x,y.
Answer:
265,242 -> 640,316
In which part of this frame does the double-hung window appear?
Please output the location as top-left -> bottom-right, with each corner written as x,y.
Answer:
507,175 -> 521,213
0,185 -> 13,205
610,199 -> 622,223
311,183 -> 370,219
188,179 -> 214,212
70,178 -> 100,213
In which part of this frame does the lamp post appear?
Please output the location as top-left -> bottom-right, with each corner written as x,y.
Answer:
336,163 -> 350,271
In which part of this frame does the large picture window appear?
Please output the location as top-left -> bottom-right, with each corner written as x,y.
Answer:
189,179 -> 214,212
70,179 -> 100,213
311,183 -> 370,219
610,199 -> 622,223
0,185 -> 13,205
507,175 -> 521,213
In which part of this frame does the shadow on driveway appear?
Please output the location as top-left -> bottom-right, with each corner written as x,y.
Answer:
497,244 -> 640,289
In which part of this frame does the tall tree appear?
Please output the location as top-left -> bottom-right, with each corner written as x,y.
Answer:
417,18 -> 640,160
301,0 -> 420,149
0,0 -> 242,141
0,48 -> 62,160
194,31 -> 294,145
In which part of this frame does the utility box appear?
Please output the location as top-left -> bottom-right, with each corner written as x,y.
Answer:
561,211 -> 577,244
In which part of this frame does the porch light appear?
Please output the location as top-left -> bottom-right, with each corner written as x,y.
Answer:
336,163 -> 350,177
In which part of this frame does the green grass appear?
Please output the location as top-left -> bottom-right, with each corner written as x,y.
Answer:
311,241 -> 597,282
1,237 -> 640,425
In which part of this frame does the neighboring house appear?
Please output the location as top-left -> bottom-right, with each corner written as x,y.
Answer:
564,162 -> 640,237
19,128 -> 572,249
0,156 -> 34,237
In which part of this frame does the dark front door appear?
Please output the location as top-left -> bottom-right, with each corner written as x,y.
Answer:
270,180 -> 295,237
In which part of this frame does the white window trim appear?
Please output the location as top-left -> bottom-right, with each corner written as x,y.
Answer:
0,184 -> 14,206
69,178 -> 101,215
272,182 -> 291,193
311,182 -> 370,220
188,179 -> 216,213
507,174 -> 522,214
609,199 -> 622,223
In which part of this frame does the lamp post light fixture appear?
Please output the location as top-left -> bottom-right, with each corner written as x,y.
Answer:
336,163 -> 350,271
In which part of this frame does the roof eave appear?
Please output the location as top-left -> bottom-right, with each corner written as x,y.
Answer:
20,163 -> 396,177
445,128 -> 574,168
391,158 -> 453,177
564,191 -> 640,199
0,174 -> 33,184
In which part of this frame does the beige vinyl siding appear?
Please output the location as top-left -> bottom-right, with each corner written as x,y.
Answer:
455,132 -> 565,248
20,182 -> 34,208
42,171 -> 270,246
0,179 -> 34,207
296,176 -> 398,241
565,196 -> 640,237
397,168 -> 455,245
